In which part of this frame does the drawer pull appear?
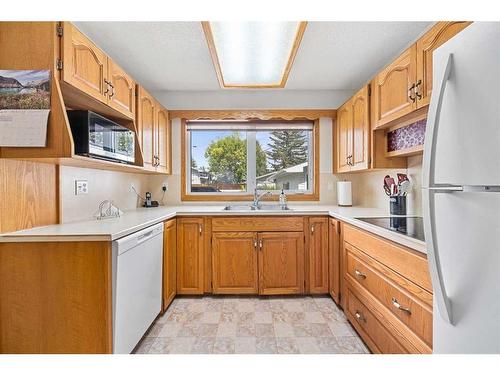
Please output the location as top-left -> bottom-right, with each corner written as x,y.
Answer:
392,298 -> 412,315
354,269 -> 367,279
354,311 -> 366,323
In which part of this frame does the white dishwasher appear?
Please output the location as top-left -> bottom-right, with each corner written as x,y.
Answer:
112,222 -> 163,354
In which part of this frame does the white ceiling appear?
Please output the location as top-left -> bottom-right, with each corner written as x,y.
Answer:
75,21 -> 432,92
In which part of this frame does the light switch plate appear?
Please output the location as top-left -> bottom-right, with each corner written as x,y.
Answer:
75,180 -> 88,195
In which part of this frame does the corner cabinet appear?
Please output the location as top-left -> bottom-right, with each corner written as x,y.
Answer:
136,86 -> 172,174
335,85 -> 370,173
163,219 -> 177,311
177,218 -> 205,294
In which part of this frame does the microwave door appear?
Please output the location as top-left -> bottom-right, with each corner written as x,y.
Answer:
113,129 -> 135,164
89,122 -> 114,160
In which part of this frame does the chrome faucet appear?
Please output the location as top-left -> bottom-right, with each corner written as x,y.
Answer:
253,188 -> 271,208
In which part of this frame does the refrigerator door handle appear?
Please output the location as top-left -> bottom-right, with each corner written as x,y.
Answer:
422,52 -> 454,325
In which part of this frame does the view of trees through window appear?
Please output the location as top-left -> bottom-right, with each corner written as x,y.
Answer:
189,124 -> 312,194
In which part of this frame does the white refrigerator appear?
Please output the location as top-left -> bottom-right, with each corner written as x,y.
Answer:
422,22 -> 500,354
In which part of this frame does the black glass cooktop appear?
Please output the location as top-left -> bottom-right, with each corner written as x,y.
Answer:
356,217 -> 425,242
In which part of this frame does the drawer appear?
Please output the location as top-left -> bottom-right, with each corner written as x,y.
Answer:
343,224 -> 432,292
211,216 -> 304,232
345,287 -> 408,354
345,244 -> 433,347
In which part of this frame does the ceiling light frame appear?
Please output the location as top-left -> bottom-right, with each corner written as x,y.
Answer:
201,21 -> 307,89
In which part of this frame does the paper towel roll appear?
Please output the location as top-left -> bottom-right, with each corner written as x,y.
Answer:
337,181 -> 352,206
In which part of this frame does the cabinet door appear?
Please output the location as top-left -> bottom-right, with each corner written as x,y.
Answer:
329,218 -> 341,304
335,101 -> 352,173
373,45 -> 417,128
416,21 -> 472,108
212,232 -> 258,294
308,217 -> 329,294
177,217 -> 204,294
61,22 -> 108,104
137,86 -> 156,170
107,60 -> 135,119
258,232 -> 304,295
162,219 -> 176,312
156,105 -> 171,174
350,85 -> 370,171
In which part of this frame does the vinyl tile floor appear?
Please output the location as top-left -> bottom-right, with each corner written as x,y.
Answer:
134,295 -> 370,354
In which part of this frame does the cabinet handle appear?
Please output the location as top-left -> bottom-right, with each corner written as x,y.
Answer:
254,239 -> 257,250
354,269 -> 366,279
103,79 -> 110,95
408,83 -> 416,102
311,224 -> 314,234
259,239 -> 263,250
415,79 -> 422,99
391,297 -> 412,314
109,83 -> 115,98
199,224 -> 203,235
354,311 -> 366,323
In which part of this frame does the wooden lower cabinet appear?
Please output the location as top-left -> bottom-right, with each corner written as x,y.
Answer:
328,218 -> 341,304
162,219 -> 177,311
258,232 -> 304,295
212,232 -> 259,294
176,217 -> 205,294
307,217 -> 329,294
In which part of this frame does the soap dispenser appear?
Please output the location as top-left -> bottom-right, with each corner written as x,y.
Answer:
279,189 -> 287,208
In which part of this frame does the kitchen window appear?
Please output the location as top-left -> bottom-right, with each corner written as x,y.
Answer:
183,119 -> 318,200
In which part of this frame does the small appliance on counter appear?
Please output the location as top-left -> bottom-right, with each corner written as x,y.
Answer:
67,110 -> 135,164
337,181 -> 352,206
383,173 -> 411,215
143,192 -> 159,208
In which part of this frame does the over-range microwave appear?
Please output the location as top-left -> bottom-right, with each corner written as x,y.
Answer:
67,110 -> 135,164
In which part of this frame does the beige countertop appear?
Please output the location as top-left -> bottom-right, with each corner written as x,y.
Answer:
0,204 -> 426,254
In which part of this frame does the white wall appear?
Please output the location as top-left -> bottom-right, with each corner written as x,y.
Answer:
153,89 -> 353,110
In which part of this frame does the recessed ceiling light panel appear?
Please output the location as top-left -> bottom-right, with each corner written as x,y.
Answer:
202,21 -> 307,88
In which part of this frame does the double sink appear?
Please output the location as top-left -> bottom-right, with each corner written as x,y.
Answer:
223,204 -> 292,211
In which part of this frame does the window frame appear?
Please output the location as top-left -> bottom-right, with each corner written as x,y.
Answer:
180,113 -> 322,202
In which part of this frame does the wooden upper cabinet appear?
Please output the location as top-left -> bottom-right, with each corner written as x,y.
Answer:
335,102 -> 352,173
329,218 -> 341,304
137,86 -> 156,170
107,60 -> 136,118
156,106 -> 171,174
163,219 -> 177,312
308,217 -> 329,294
416,21 -> 472,108
212,232 -> 259,294
61,22 -> 108,103
258,232 -> 304,295
350,85 -> 370,171
372,45 -> 417,128
176,217 -> 205,295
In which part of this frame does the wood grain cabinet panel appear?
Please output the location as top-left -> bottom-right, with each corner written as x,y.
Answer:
416,21 -> 472,108
61,22 -> 108,104
107,60 -> 136,119
335,102 -> 352,173
137,86 -> 156,170
258,232 -> 304,295
350,85 -> 370,171
329,218 -> 341,304
156,106 -> 171,174
307,217 -> 329,294
177,217 -> 205,294
373,45 -> 417,128
212,232 -> 259,294
162,219 -> 177,311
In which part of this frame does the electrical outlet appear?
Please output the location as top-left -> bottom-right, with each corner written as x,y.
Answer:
75,180 -> 88,195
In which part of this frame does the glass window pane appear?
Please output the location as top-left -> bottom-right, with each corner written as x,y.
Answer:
190,130 -> 247,193
255,129 -> 311,192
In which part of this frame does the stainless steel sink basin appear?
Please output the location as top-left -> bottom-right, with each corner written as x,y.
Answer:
223,205 -> 257,211
223,204 -> 292,211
